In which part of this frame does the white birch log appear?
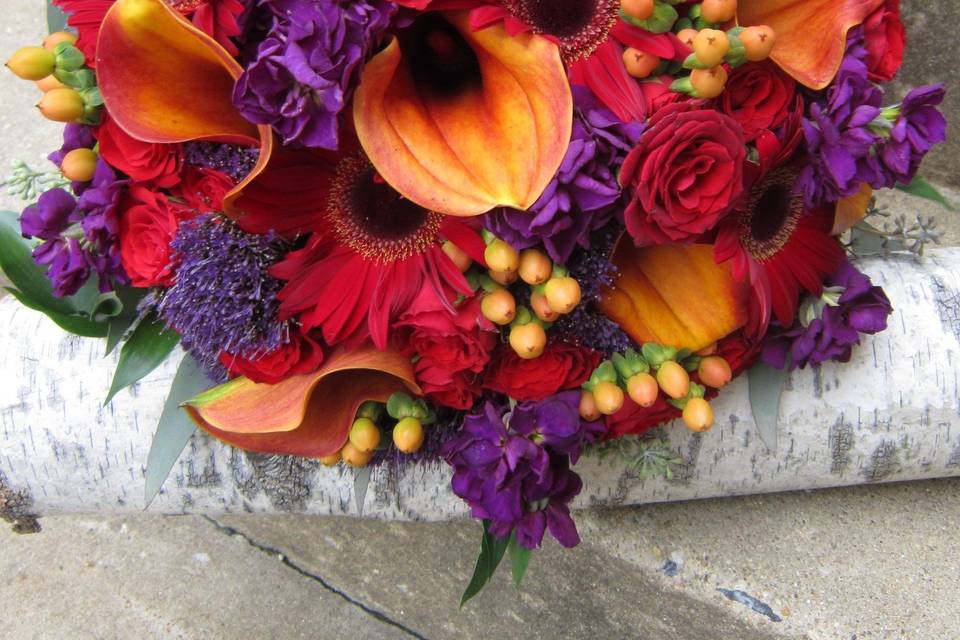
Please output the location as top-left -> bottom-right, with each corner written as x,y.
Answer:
1,249 -> 959,524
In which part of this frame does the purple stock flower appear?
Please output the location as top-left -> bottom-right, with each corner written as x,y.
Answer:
32,237 -> 91,297
484,87 -> 643,263
509,391 -> 605,463
233,0 -> 395,149
761,260 -> 892,370
20,188 -> 77,240
873,84 -> 947,187
47,123 -> 95,167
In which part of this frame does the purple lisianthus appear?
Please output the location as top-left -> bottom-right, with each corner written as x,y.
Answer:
442,395 -> 601,550
762,260 -> 892,370
484,87 -> 644,263
872,84 -> 947,187
233,0 -> 395,149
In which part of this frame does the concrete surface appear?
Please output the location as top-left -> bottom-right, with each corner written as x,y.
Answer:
1,1 -> 960,639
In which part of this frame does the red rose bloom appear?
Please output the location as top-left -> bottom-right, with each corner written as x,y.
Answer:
621,101 -> 746,247
484,341 -> 601,402
394,289 -> 497,410
715,61 -> 799,143
220,328 -> 325,385
96,117 -> 183,188
118,186 -> 179,287
171,167 -> 235,216
862,0 -> 906,82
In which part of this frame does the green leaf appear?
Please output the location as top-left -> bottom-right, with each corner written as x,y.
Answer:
144,355 -> 210,506
105,315 -> 179,405
6,287 -> 107,337
0,211 -> 76,315
104,287 -> 145,356
897,177 -> 956,211
46,0 -> 70,34
747,361 -> 789,453
354,467 -> 372,516
460,520 -> 510,608
507,535 -> 532,588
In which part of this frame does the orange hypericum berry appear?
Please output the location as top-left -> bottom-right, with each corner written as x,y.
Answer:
579,390 -> 601,421
488,268 -> 519,286
484,239 -> 520,272
442,240 -> 472,272
592,381 -> 625,416
682,397 -> 715,432
620,0 -> 654,21
698,356 -> 732,389
530,291 -> 560,322
341,441 -> 374,467
37,87 -> 84,122
700,0 -> 737,24
622,47 -> 660,79
694,342 -> 717,356
509,323 -> 547,360
690,65 -> 728,99
349,417 -> 381,452
481,288 -> 517,325
393,417 -> 425,453
35,74 -> 67,92
740,25 -> 776,61
656,360 -> 690,399
6,46 -> 56,81
319,450 -> 342,467
676,28 -> 698,49
626,372 -> 659,408
544,277 -> 581,314
43,31 -> 78,52
60,148 -> 97,182
518,249 -> 552,285
692,29 -> 729,67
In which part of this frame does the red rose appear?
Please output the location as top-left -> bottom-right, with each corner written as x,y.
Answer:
621,101 -> 746,246
484,341 -> 601,402
394,290 -> 497,410
95,117 -> 183,188
641,75 -> 689,115
716,61 -> 798,143
220,329 -> 325,384
604,331 -> 761,439
118,186 -> 179,287
171,167 -> 235,217
862,0 -> 905,82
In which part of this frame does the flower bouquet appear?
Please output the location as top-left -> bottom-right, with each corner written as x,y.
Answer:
1,0 -> 949,601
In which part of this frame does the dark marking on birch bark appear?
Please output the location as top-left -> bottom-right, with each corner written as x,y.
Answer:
180,436 -> 223,489
0,470 -> 41,534
673,434 -> 704,484
947,440 -> 960,467
863,441 -> 901,481
829,417 -> 854,474
244,453 -> 320,511
812,366 -> 824,398
930,275 -> 960,343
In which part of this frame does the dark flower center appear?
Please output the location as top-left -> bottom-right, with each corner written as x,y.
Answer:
504,0 -> 619,60
397,13 -> 482,99
167,0 -> 205,12
740,168 -> 803,261
327,155 -> 442,263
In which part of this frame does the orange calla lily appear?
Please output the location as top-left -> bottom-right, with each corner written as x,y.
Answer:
738,0 -> 884,90
184,347 -> 421,458
599,240 -> 750,352
832,183 -> 873,236
353,11 -> 572,216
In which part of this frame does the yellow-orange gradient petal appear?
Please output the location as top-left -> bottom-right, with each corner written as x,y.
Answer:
832,183 -> 873,235
599,241 -> 750,352
96,0 -> 259,145
353,11 -> 572,216
183,347 -> 420,458
738,0 -> 883,90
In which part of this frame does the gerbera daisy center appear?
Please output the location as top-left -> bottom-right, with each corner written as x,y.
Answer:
503,0 -> 619,60
740,168 -> 803,261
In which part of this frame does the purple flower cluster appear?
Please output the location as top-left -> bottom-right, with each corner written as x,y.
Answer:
484,87 -> 644,264
442,393 -> 604,550
233,0 -> 395,149
873,84 -> 947,187
761,260 -> 892,370
183,141 -> 260,182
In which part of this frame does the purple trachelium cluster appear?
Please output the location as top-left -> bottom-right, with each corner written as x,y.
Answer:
485,87 -> 644,264
799,28 -> 947,207
21,158 -> 128,297
183,141 -> 260,182
232,0 -> 396,149
155,214 -> 292,376
442,393 -> 604,550
761,260 -> 892,370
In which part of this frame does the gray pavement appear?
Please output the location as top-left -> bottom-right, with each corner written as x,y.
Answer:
2,0 -> 960,638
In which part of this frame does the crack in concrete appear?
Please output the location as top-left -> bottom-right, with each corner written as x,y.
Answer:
201,516 -> 425,639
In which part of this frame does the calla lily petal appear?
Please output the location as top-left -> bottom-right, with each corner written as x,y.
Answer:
599,241 -> 750,352
184,346 -> 420,458
832,183 -> 873,236
738,0 -> 884,90
353,11 -> 572,216
96,0 -> 261,146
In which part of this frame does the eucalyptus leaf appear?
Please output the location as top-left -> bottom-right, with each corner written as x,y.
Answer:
508,535 -> 532,588
0,211 -> 76,315
460,520 -> 510,608
46,0 -> 70,34
747,361 -> 789,453
105,315 -> 180,405
144,355 -> 210,506
105,287 -> 145,356
897,177 -> 956,211
6,287 -> 106,337
354,467 -> 372,516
